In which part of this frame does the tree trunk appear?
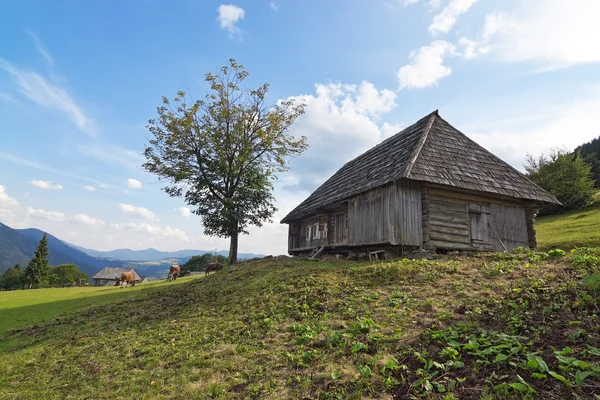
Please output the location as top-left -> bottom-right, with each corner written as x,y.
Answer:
228,230 -> 238,265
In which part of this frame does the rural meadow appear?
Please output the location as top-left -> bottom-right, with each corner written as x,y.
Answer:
1,1 -> 600,399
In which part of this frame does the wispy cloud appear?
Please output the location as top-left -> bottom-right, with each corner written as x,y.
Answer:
127,178 -> 143,189
26,206 -> 66,222
30,180 -> 63,190
217,4 -> 245,38
84,185 -> 96,191
270,2 -> 279,11
397,40 -> 456,89
429,0 -> 478,35
110,222 -> 189,241
25,30 -> 54,67
177,207 -> 191,217
0,92 -> 17,103
0,150 -> 109,188
77,144 -> 144,171
119,203 -> 158,222
0,185 -> 19,207
0,59 -> 96,136
71,213 -> 105,226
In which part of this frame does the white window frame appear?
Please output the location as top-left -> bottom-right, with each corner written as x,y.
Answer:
313,222 -> 320,239
306,225 -> 312,241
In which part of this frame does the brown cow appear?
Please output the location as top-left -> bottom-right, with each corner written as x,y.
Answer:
120,271 -> 136,288
205,261 -> 222,276
168,265 -> 180,281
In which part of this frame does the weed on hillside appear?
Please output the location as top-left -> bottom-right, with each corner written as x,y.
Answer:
0,249 -> 599,399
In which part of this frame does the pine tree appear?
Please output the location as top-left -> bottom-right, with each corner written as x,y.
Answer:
24,233 -> 50,287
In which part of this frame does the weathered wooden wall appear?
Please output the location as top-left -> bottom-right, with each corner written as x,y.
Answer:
422,184 -> 530,251
490,204 -> 529,250
347,183 -> 397,246
397,179 -> 422,246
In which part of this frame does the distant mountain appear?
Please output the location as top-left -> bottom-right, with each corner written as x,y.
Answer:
70,246 -> 264,262
0,223 -> 121,277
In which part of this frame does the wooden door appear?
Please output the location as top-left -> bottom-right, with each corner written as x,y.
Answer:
468,204 -> 492,249
334,213 -> 347,244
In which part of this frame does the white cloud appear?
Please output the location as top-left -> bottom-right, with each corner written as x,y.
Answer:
459,96 -> 600,172
111,222 -> 189,242
0,92 -> 17,103
26,30 -> 54,67
177,207 -> 191,217
84,185 -> 96,191
0,185 -> 19,207
462,1 -> 600,70
429,0 -> 478,35
0,59 -> 96,136
400,0 -> 421,5
26,207 -> 66,222
381,122 -> 404,139
98,183 -> 109,189
397,40 -> 456,89
77,144 -> 144,171
217,4 -> 245,37
127,178 -> 143,189
282,81 -> 397,192
119,203 -> 158,222
270,2 -> 279,11
30,180 -> 63,190
0,151 -> 108,187
70,213 -> 105,226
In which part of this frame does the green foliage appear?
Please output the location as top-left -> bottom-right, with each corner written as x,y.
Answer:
142,58 -> 307,263
548,249 -> 566,259
525,148 -> 596,214
23,233 -> 50,287
48,264 -> 89,285
180,254 -> 227,276
574,135 -> 600,188
2,254 -> 600,398
0,264 -> 24,289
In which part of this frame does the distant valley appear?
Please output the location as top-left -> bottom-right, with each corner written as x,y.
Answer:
0,222 -> 264,280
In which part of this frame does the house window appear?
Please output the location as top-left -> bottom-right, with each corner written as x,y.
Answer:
306,225 -> 312,241
313,223 -> 320,239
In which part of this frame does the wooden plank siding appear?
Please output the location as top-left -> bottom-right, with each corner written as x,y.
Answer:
348,183 -> 397,246
422,184 -> 531,251
397,179 -> 422,246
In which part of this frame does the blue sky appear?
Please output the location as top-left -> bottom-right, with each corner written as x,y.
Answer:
1,0 -> 599,255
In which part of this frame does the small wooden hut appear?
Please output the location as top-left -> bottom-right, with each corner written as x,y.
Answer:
281,110 -> 561,257
92,267 -> 142,286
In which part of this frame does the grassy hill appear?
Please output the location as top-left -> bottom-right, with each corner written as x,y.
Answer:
536,206 -> 600,250
0,275 -> 201,335
1,250 -> 599,399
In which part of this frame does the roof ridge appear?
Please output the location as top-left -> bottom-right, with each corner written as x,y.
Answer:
432,113 -> 561,205
402,111 -> 437,178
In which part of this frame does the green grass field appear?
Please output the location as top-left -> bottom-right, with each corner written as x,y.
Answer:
0,275 -> 201,335
1,252 -> 599,399
536,206 -> 600,250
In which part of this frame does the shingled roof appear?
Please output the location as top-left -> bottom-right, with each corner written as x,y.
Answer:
92,267 -> 142,281
281,110 -> 560,223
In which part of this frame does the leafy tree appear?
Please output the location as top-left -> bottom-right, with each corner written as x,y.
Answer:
49,264 -> 89,285
1,264 -> 24,290
524,148 -> 596,214
180,253 -> 227,276
574,136 -> 600,187
23,233 -> 50,287
142,58 -> 307,264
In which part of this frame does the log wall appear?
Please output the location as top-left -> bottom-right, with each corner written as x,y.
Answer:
422,184 -> 531,251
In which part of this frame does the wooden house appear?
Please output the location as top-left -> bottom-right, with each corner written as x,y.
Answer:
92,267 -> 142,286
280,110 -> 561,257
